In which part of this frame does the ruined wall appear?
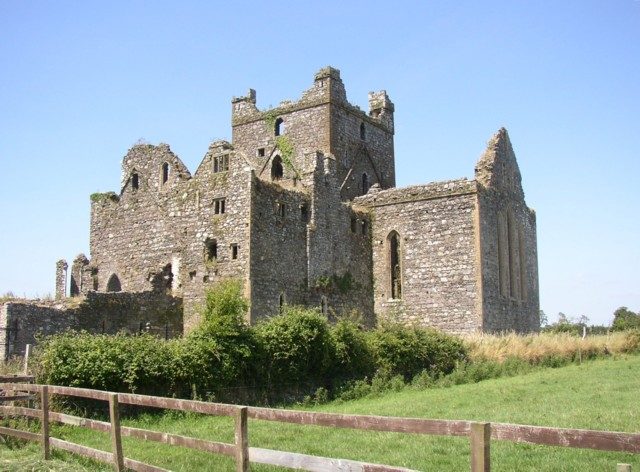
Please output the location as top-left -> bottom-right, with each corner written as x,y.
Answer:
332,90 -> 395,201
179,143 -> 253,330
355,180 -> 482,333
89,141 -> 253,331
475,129 -> 540,332
248,179 -> 311,322
231,67 -> 394,202
305,154 -> 374,324
0,291 -> 182,359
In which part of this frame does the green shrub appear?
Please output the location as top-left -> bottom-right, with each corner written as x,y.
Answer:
330,320 -> 375,382
255,306 -> 335,387
366,324 -> 467,380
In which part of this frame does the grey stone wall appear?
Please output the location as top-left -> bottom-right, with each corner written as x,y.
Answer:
475,129 -> 540,332
0,291 -> 182,359
355,179 -> 481,333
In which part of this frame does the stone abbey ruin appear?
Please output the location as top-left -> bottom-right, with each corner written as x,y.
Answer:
1,66 -> 539,358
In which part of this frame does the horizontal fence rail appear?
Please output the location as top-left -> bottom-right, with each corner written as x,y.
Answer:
0,381 -> 638,471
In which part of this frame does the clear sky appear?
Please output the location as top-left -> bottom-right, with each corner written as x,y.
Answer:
1,1 -> 638,326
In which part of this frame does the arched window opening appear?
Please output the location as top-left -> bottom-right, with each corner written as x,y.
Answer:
388,231 -> 402,299
300,204 -> 309,223
162,162 -> 170,184
279,292 -> 286,313
106,274 -> 122,293
271,155 -> 284,181
362,173 -> 369,194
205,238 -> 217,261
91,268 -> 99,291
70,276 -> 80,297
131,173 -> 139,190
360,122 -> 366,140
320,296 -> 328,315
274,117 -> 284,136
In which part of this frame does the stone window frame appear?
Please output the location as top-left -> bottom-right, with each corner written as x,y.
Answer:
497,208 -> 526,301
362,172 -> 369,194
300,204 -> 309,223
271,155 -> 284,181
360,122 -> 366,140
213,197 -> 226,215
106,273 -> 122,293
213,153 -> 230,173
204,238 -> 218,262
131,172 -> 140,190
278,292 -> 286,312
387,230 -> 403,300
161,162 -> 170,185
275,201 -> 286,218
350,217 -> 358,233
274,117 -> 284,136
230,243 -> 238,260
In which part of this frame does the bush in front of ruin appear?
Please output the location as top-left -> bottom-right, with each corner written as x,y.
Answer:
34,279 -> 469,403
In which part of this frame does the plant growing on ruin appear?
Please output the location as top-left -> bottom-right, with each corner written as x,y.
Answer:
90,192 -> 119,203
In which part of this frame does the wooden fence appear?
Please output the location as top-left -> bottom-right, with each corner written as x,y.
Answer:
0,380 -> 638,471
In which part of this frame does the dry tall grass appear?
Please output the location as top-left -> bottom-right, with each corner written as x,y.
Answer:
0,357 -> 24,376
464,330 -> 640,364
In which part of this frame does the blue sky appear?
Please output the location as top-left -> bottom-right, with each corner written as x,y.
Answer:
1,1 -> 638,325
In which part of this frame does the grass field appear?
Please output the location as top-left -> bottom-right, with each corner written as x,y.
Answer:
2,355 -> 639,471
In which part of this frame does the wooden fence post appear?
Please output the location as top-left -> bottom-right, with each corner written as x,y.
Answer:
470,422 -> 491,472
109,393 -> 125,471
41,385 -> 50,460
23,344 -> 32,375
617,464 -> 632,472
235,406 -> 249,472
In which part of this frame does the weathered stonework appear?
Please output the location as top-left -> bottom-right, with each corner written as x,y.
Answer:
0,291 -> 182,359
3,66 -> 537,347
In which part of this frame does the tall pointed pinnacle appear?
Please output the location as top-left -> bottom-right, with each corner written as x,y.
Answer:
475,127 -> 524,197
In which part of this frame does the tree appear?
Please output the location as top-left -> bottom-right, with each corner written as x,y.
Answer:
539,310 -> 549,327
611,307 -> 640,331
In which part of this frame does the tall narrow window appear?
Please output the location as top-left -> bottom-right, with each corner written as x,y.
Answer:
362,173 -> 369,194
321,296 -> 328,315
279,292 -> 286,312
507,212 -> 520,299
519,225 -> 527,300
106,274 -> 122,292
389,231 -> 402,299
497,212 -> 510,297
351,218 -> 357,233
274,117 -> 284,136
231,244 -> 238,260
276,202 -> 286,217
300,204 -> 309,223
271,155 -> 284,180
360,122 -> 366,140
131,173 -> 139,190
214,198 -> 226,215
205,238 -> 217,261
162,162 -> 170,184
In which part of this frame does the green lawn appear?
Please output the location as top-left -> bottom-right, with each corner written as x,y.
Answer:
2,355 -> 639,471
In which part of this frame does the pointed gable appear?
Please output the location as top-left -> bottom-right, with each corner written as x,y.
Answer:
475,128 -> 524,199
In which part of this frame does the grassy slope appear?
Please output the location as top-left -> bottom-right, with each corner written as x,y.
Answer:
2,355 -> 639,471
